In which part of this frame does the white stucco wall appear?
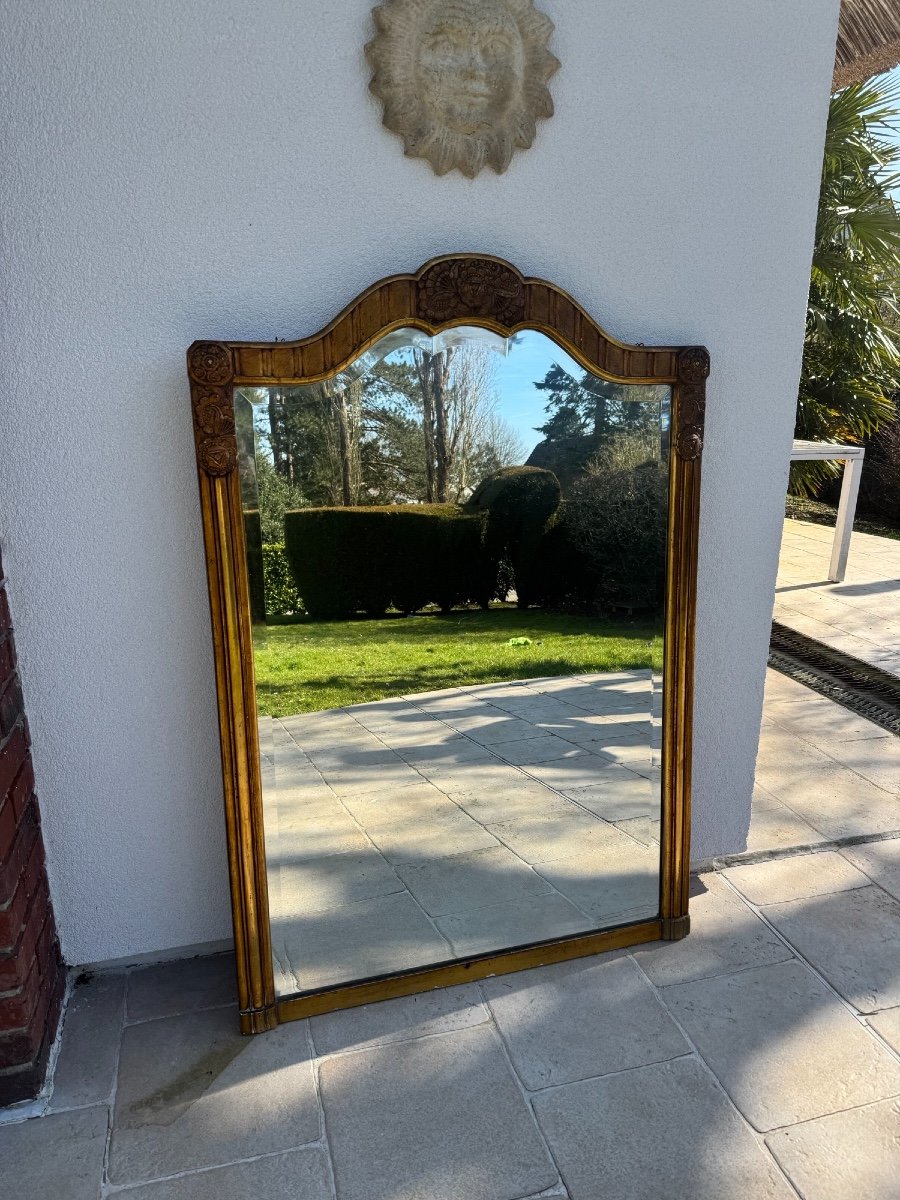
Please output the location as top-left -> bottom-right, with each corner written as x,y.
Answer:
0,0 -> 841,964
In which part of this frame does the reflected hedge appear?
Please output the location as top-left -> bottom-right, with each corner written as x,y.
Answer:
283,505 -> 497,619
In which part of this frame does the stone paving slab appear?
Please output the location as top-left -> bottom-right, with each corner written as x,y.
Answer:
841,837 -> 900,901
118,1147 -> 333,1200
765,885 -> 900,1012
767,1098 -> 900,1200
108,1007 -> 320,1185
309,983 -> 488,1056
868,1005 -> 900,1053
125,953 -> 237,1025
319,1024 -> 559,1200
48,971 -> 125,1111
2,1106 -> 109,1200
724,849 -> 871,906
533,1057 -> 795,1200
661,958 -> 900,1131
482,956 -> 689,1089
632,874 -> 793,987
775,518 -> 900,680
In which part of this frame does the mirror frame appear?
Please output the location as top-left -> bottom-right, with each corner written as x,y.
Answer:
187,254 -> 708,1033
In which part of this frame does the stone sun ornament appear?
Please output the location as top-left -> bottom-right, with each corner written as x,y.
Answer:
366,0 -> 560,178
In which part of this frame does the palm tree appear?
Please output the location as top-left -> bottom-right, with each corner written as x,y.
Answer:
792,79 -> 900,494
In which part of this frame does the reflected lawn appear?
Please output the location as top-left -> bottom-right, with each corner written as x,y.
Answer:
254,607 -> 663,716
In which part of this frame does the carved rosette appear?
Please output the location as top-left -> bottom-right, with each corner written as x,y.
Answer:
188,342 -> 235,386
417,259 -> 526,326
677,346 -> 710,384
197,435 -> 238,477
191,381 -> 238,477
674,346 -> 708,462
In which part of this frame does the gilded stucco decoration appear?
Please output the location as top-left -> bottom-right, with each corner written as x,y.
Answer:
366,0 -> 559,177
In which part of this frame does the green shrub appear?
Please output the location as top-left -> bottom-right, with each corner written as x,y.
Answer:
533,460 -> 668,613
283,506 -> 497,619
261,543 -> 304,619
465,466 -> 562,608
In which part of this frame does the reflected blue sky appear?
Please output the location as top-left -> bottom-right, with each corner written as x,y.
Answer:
493,330 -> 584,456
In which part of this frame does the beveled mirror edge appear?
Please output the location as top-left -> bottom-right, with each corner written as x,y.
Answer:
187,253 -> 707,1034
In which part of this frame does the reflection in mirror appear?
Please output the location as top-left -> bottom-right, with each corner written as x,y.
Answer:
235,327 -> 670,998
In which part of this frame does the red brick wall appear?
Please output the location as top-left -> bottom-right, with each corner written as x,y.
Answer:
0,551 -> 65,1106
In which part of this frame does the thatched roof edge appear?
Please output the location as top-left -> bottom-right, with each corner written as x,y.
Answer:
835,0 -> 900,90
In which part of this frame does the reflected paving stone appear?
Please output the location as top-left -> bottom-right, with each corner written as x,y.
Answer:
283,892 -> 452,991
398,742 -> 496,771
339,781 -> 462,827
767,1098 -> 900,1200
527,755 -> 617,791
396,844 -> 553,917
562,768 -> 653,821
108,1007 -> 319,1185
118,1147 -> 332,1200
724,850 -> 871,906
491,734 -> 586,766
764,885 -> 900,1012
485,809 -> 625,865
841,836 -> 900,902
49,970 -> 125,1110
310,982 -> 487,1055
319,1024 -> 558,1200
272,812 -> 373,859
435,893 -> 593,957
324,762 -> 430,797
272,791 -> 351,831
551,717 -> 647,744
533,1057 -> 793,1200
0,1106 -> 109,1200
445,715 -> 537,743
483,956 -> 689,1089
535,841 -> 658,923
276,850 -> 404,912
451,783 -> 575,825
126,953 -> 237,1024
367,810 -> 500,863
661,959 -> 900,1131
632,874 -> 792,987
614,816 -> 660,846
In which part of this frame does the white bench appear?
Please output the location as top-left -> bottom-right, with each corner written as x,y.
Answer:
790,439 -> 865,583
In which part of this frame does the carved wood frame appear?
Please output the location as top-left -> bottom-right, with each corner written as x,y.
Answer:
188,254 -> 707,1033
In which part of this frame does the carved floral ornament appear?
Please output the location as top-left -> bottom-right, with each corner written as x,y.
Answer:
366,0 -> 559,178
417,258 -> 525,324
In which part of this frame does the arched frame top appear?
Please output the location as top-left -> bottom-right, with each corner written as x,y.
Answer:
187,254 -> 708,1032
189,253 -> 707,389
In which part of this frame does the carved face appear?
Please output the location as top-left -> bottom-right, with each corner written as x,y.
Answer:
416,1 -> 525,135
367,0 -> 559,178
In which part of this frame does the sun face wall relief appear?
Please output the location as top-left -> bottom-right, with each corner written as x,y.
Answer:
366,0 -> 560,176
188,256 -> 707,1032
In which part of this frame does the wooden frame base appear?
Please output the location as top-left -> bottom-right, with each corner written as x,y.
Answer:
187,255 -> 707,1032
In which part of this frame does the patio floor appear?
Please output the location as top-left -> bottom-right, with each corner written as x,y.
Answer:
261,672 -> 660,995
4,675 -> 900,1198
775,517 -> 900,676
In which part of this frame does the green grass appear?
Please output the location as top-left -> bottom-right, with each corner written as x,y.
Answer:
786,495 -> 900,542
253,607 -> 663,716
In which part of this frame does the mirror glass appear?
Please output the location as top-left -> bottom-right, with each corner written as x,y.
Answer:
235,326 -> 670,998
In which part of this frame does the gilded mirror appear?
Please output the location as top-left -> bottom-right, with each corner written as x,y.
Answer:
188,256 -> 707,1031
